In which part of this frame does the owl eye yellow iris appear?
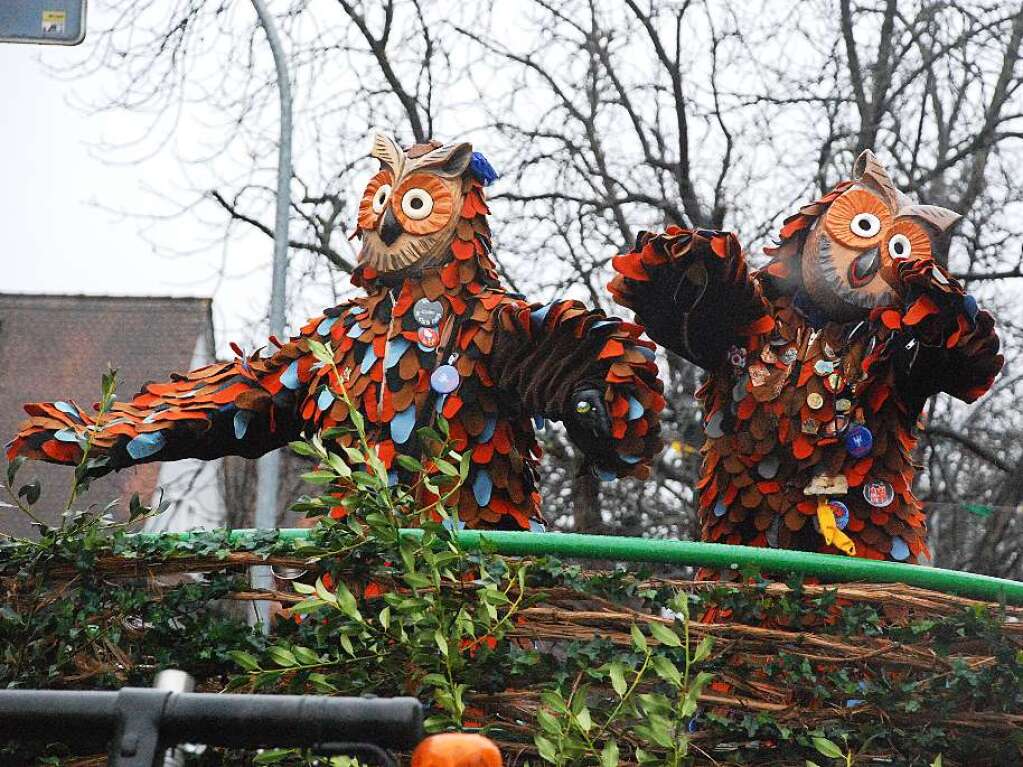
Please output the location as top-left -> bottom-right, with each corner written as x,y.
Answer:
401,188 -> 434,220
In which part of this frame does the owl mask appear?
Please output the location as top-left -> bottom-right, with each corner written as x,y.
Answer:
356,134 -> 476,274
784,150 -> 962,322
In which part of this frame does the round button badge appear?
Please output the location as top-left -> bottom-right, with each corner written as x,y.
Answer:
413,298 -> 444,327
807,392 -> 824,410
863,479 -> 895,508
829,500 -> 850,530
417,326 -> 439,350
844,425 -> 873,458
430,364 -> 460,394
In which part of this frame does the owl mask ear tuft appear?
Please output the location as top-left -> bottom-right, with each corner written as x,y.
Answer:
416,141 -> 474,178
852,149 -> 901,211
370,133 -> 405,175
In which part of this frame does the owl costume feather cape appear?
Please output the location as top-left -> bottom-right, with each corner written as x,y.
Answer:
8,135 -> 664,530
610,151 -> 1002,563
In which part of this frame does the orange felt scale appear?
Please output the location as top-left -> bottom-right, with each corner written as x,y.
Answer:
610,150 -> 1002,568
9,135 -> 664,533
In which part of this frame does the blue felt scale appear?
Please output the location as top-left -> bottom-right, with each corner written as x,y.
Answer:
317,387 -> 335,411
280,360 -> 301,390
472,468 -> 494,506
233,410 -> 252,439
360,346 -> 378,374
529,303 -> 553,331
626,395 -> 644,421
346,322 -> 363,339
479,415 -> 497,444
54,401 -> 83,423
53,428 -> 80,443
384,338 -> 411,369
390,405 -> 417,444
317,316 -> 338,335
889,536 -> 910,561
127,432 -> 166,460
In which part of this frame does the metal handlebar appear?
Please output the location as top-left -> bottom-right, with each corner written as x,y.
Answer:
0,688 -> 423,766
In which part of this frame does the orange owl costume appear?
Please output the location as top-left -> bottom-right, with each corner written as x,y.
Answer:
610,151 -> 1002,562
7,135 -> 664,530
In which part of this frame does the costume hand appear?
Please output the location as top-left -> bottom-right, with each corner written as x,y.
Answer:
567,387 -> 611,442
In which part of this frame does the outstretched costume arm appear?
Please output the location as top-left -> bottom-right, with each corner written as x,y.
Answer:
608,227 -> 774,370
488,298 -> 665,479
5,333 -> 320,475
870,257 -> 1003,412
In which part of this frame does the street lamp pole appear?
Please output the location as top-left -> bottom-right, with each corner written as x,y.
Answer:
248,0 -> 292,631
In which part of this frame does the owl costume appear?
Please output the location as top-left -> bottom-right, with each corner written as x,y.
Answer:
610,151 -> 1002,562
8,135 -> 664,530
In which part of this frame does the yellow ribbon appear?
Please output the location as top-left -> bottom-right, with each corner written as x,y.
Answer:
816,497 -> 856,556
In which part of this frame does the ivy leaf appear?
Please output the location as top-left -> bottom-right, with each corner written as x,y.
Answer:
336,582 -> 363,622
600,738 -> 620,767
575,706 -> 592,733
651,655 -> 682,687
288,441 -> 320,458
692,635 -> 714,663
630,624 -> 648,653
228,650 -> 261,672
434,629 -> 449,657
812,737 -> 844,759
268,646 -> 298,668
609,661 -> 628,697
291,645 -> 320,665
648,622 -> 682,647
534,734 -> 558,764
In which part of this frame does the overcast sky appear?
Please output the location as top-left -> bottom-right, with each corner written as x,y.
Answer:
0,33 -> 277,348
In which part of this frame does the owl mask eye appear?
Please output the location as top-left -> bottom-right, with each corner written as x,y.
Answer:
392,174 -> 454,235
850,212 -> 881,238
372,183 -> 392,214
885,220 -> 932,263
824,189 -> 892,247
401,188 -> 434,220
358,169 -> 394,231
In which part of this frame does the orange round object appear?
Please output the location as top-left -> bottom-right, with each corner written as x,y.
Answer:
411,733 -> 503,767
393,173 -> 455,235
823,188 -> 892,247
358,169 -> 393,231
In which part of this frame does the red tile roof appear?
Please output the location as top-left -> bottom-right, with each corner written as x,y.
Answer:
0,293 -> 214,537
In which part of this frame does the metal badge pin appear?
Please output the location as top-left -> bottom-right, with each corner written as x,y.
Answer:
806,392 -> 824,410
813,359 -> 835,376
863,479 -> 895,508
844,424 -> 873,457
824,372 -> 845,393
829,500 -> 850,530
413,298 -> 444,327
417,326 -> 439,350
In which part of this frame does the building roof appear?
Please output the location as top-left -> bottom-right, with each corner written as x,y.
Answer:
0,293 -> 215,537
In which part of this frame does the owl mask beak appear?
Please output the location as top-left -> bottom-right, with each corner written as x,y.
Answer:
379,207 -> 404,245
